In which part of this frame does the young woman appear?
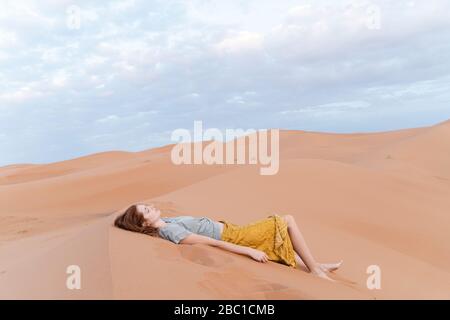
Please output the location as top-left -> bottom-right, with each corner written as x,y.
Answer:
114,203 -> 342,281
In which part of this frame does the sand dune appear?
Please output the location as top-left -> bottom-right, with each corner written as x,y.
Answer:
0,120 -> 449,299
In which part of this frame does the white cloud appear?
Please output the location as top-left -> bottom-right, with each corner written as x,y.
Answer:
215,31 -> 264,54
366,77 -> 450,99
96,115 -> 120,123
110,0 -> 137,13
287,4 -> 313,18
0,50 -> 9,61
280,101 -> 371,116
0,1 -> 56,31
84,54 -> 107,67
81,7 -> 100,23
226,95 -> 245,104
1,0 -> 450,165
0,30 -> 18,48
95,110 -> 157,125
0,84 -> 43,104
51,69 -> 69,87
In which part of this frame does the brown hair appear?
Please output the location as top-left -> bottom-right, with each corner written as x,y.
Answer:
114,204 -> 161,237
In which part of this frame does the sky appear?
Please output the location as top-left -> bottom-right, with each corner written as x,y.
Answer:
1,0 -> 450,166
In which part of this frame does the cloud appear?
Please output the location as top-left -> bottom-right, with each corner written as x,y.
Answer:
96,114 -> 120,124
109,0 -> 137,12
0,85 -> 44,104
280,101 -> 371,117
51,69 -> 70,87
0,0 -> 450,165
0,30 -> 19,47
215,31 -> 264,54
365,77 -> 450,99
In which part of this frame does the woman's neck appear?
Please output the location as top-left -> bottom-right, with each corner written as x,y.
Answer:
151,218 -> 167,229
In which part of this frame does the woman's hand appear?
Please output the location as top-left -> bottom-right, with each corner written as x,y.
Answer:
246,248 -> 269,263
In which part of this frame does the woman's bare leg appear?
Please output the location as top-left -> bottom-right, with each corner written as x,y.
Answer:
282,215 -> 320,272
294,252 -> 309,272
283,215 -> 338,280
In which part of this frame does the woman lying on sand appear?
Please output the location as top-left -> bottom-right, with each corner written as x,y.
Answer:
114,203 -> 342,281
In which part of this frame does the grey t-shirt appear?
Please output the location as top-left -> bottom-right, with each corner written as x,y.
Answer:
158,216 -> 222,244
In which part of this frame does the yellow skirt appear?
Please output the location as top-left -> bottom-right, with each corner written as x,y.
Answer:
219,214 -> 297,268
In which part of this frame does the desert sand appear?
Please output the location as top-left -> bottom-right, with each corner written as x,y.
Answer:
0,120 -> 449,299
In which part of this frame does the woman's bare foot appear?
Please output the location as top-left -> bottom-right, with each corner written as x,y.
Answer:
310,267 -> 335,282
319,260 -> 343,272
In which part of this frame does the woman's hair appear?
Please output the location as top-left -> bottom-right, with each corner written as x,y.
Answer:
114,204 -> 161,237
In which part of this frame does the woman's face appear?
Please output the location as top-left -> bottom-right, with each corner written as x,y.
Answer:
136,204 -> 161,226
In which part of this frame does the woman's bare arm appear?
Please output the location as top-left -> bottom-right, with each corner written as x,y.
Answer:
180,233 -> 269,263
